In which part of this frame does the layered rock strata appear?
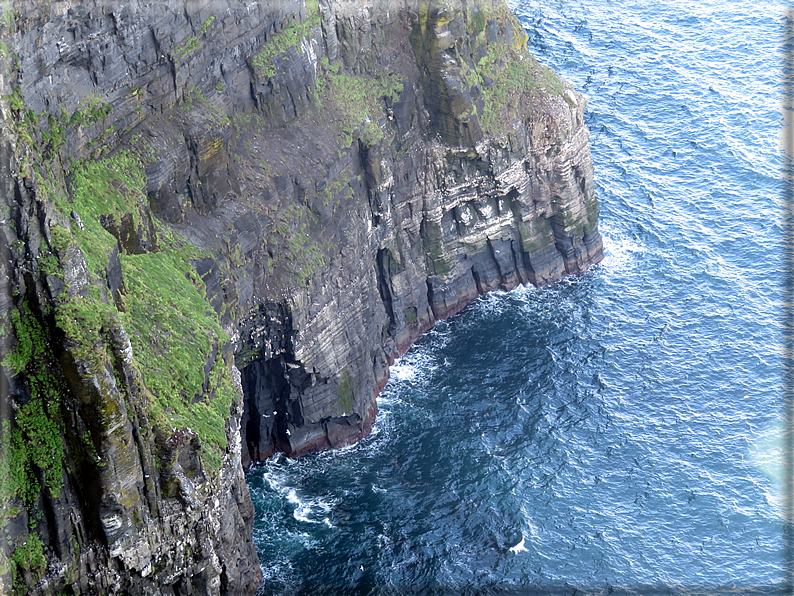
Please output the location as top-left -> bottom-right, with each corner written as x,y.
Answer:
0,0 -> 602,593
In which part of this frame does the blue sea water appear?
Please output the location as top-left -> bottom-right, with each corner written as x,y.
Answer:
247,1 -> 789,593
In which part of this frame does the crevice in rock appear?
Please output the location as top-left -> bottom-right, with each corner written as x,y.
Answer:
360,141 -> 384,226
376,248 -> 396,333
425,278 -> 438,319
509,239 -> 525,285
56,347 -> 107,547
471,265 -> 485,295
284,84 -> 298,121
243,387 -> 262,462
240,356 -> 292,460
486,237 -> 504,287
40,483 -> 59,556
168,56 -> 178,102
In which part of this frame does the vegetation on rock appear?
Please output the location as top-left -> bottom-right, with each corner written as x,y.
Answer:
315,58 -> 403,146
61,150 -> 237,461
251,0 -> 321,78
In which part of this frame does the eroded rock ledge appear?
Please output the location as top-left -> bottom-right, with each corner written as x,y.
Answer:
0,0 -> 602,593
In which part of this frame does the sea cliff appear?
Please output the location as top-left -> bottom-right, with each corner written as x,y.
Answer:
0,0 -> 602,593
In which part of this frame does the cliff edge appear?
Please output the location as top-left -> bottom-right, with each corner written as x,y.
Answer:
0,0 -> 602,593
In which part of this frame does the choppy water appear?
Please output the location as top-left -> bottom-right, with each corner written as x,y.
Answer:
247,1 -> 789,593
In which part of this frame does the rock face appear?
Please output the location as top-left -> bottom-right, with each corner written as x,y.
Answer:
0,0 -> 602,593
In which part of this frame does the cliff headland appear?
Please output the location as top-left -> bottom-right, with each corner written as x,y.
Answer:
0,0 -> 602,592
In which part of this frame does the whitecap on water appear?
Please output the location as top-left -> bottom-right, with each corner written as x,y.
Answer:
262,468 -> 291,496
597,226 -> 646,275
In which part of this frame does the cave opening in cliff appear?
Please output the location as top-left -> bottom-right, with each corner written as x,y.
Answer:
240,356 -> 299,461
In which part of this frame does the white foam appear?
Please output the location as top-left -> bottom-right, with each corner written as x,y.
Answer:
386,350 -> 439,388
262,469 -> 291,496
390,362 -> 417,381
509,536 -> 528,553
598,227 -> 646,275
287,488 -> 334,524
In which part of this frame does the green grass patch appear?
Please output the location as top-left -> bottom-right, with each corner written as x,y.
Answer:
1,306 -> 65,507
315,58 -> 403,145
268,202 -> 327,287
67,150 -> 148,278
5,87 -> 110,161
10,376 -> 64,504
119,249 -> 232,450
251,0 -> 321,78
476,42 -> 565,135
174,16 -> 215,62
336,369 -> 354,413
53,150 -> 237,466
11,533 -> 45,571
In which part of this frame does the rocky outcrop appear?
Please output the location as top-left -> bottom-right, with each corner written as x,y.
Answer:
0,0 -> 602,593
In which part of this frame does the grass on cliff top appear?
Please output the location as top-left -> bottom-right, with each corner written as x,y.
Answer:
57,150 -> 236,458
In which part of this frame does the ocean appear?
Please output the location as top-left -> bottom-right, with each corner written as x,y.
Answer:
247,1 -> 789,593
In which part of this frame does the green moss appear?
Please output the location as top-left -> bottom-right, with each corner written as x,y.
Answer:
336,370 -> 354,413
0,551 -> 9,577
4,85 -> 23,111
201,15 -> 215,35
266,201 -> 328,288
43,98 -> 111,155
174,16 -> 214,62
417,2 -> 429,33
65,150 -> 147,278
1,307 -> 65,507
11,378 -> 64,503
2,308 -> 35,375
39,253 -> 60,278
119,249 -> 231,450
314,59 -> 403,146
0,419 -> 12,514
6,92 -> 110,158
1,8 -> 14,29
469,10 -> 486,35
251,0 -> 321,78
48,150 -> 238,470
181,87 -> 230,126
50,224 -> 72,254
421,220 -> 453,276
476,41 -> 564,135
11,533 -> 45,572
54,296 -> 114,373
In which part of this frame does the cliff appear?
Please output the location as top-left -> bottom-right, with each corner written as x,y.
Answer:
0,0 -> 602,593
